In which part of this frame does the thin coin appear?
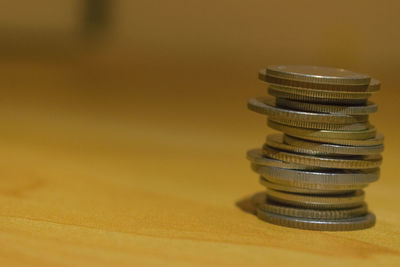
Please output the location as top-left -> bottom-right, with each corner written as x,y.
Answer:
275,98 -> 378,115
262,146 -> 382,169
269,84 -> 373,98
247,149 -> 316,170
284,133 -> 384,146
252,164 -> 379,186
266,189 -> 365,209
268,120 -> 377,141
248,97 -> 368,124
259,67 -> 370,91
367,79 -> 381,92
268,87 -> 370,105
256,209 -> 376,231
252,192 -> 368,219
260,175 -> 368,191
264,65 -> 371,85
283,134 -> 384,155
268,117 -> 370,131
259,177 -> 357,194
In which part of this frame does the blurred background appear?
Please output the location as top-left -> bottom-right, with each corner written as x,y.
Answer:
1,0 -> 399,200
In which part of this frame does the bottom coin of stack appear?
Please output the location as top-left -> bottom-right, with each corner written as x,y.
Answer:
246,65 -> 384,231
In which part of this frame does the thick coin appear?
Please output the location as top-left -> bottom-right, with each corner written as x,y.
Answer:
252,164 -> 379,185
259,66 -> 370,91
268,120 -> 377,141
283,134 -> 384,155
268,87 -> 370,105
256,209 -> 376,231
251,163 -> 379,190
268,117 -> 370,131
259,177 -> 358,194
275,98 -> 377,115
247,149 -> 316,170
262,146 -> 382,169
248,97 -> 368,124
252,192 -> 368,219
266,189 -> 365,209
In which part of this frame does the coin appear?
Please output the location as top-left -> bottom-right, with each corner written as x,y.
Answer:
252,192 -> 368,219
256,209 -> 376,231
268,120 -> 377,141
259,66 -> 370,91
252,164 -> 379,186
283,134 -> 384,155
268,87 -> 370,105
247,149 -> 315,170
268,133 -> 383,156
248,97 -> 368,124
266,189 -> 365,209
259,177 -> 359,194
260,175 -> 369,191
264,65 -> 371,85
367,79 -> 381,92
275,98 -> 378,115
262,146 -> 382,169
269,83 -> 373,98
268,117 -> 370,131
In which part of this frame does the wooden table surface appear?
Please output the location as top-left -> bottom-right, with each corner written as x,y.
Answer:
0,102 -> 399,267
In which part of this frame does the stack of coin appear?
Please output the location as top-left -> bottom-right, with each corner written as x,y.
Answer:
247,65 -> 383,231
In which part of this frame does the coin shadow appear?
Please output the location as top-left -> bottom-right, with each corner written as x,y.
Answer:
235,194 -> 257,215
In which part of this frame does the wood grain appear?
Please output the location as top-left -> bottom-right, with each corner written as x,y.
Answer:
0,103 -> 399,267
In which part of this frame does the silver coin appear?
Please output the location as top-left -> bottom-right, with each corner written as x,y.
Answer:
268,117 -> 370,131
252,192 -> 369,219
266,189 -> 365,209
247,149 -> 317,170
275,98 -> 377,115
259,177 -> 359,194
266,134 -> 383,156
268,87 -> 370,104
256,209 -> 376,231
264,65 -> 371,85
252,164 -> 380,185
283,134 -> 384,155
268,120 -> 377,141
252,164 -> 379,185
262,146 -> 382,170
259,67 -> 371,91
248,97 -> 368,124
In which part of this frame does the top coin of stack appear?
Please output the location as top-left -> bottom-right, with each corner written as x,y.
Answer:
247,65 -> 383,231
